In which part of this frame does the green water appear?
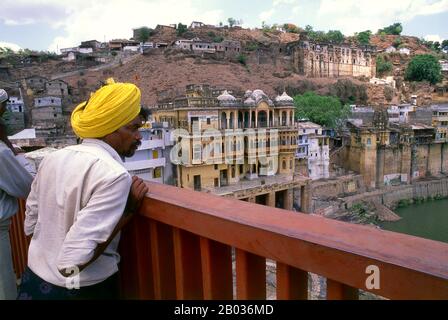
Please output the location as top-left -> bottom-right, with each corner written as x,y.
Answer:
380,199 -> 448,243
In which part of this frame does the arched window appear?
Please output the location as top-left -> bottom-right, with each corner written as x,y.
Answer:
282,160 -> 286,170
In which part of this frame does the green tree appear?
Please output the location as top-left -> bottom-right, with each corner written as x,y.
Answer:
326,30 -> 345,44
176,23 -> 188,36
136,27 -> 153,43
283,23 -> 300,33
228,17 -> 236,27
392,37 -> 402,48
356,30 -> 372,45
237,54 -> 247,65
377,22 -> 403,35
376,55 -> 393,76
442,40 -> 448,51
405,54 -> 442,84
293,92 -> 350,128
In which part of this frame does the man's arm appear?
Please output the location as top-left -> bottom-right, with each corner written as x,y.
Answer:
24,173 -> 40,236
69,176 -> 148,275
56,175 -> 148,276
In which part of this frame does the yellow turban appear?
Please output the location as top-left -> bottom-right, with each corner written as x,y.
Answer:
71,78 -> 141,138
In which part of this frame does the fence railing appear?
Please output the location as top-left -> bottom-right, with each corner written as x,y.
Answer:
10,183 -> 448,300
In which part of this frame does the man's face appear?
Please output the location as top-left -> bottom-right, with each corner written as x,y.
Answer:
109,115 -> 144,158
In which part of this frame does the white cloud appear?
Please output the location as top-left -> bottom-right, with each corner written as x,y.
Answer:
48,0 -> 223,52
425,34 -> 444,43
2,0 -> 224,53
260,0 -> 299,23
316,0 -> 448,35
0,41 -> 22,51
259,9 -> 276,21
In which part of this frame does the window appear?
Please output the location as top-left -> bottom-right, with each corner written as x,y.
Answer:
152,150 -> 158,159
282,160 -> 286,170
367,138 -> 371,145
193,175 -> 201,191
154,167 -> 162,178
214,164 -> 218,170
207,118 -> 211,125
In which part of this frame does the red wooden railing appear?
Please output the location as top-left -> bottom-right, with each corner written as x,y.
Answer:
119,182 -> 448,300
10,183 -> 448,299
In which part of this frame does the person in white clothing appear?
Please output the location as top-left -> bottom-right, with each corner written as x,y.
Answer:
0,89 -> 34,300
17,79 -> 149,300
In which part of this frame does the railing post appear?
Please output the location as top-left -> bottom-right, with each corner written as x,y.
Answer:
119,216 -> 154,299
327,279 -> 359,300
236,249 -> 266,300
276,263 -> 308,300
173,228 -> 204,299
200,238 -> 233,300
150,221 -> 176,299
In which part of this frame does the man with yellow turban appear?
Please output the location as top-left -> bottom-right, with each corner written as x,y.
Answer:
18,79 -> 149,300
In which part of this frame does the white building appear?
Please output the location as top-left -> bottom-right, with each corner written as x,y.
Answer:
387,105 -> 400,123
190,21 -> 205,29
296,121 -> 329,180
385,46 -> 397,53
34,96 -> 61,107
174,39 -> 193,50
369,76 -> 396,89
397,104 -> 416,123
123,123 -> 175,184
440,60 -> 448,72
7,96 -> 24,113
399,47 -> 411,55
79,47 -> 93,54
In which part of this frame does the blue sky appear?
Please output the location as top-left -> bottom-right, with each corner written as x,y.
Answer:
1,0 -> 447,53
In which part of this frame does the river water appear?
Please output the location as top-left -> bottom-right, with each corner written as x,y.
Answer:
380,199 -> 448,243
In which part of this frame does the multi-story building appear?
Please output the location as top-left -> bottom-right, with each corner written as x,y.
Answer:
123,122 -> 175,185
432,104 -> 448,142
296,121 -> 330,180
5,95 -> 25,133
151,85 -> 311,212
288,33 -> 376,78
337,110 -> 447,189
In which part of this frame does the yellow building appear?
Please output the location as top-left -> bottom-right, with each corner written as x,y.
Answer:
152,84 -> 311,212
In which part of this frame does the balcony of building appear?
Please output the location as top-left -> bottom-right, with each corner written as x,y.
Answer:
138,139 -> 165,150
10,182 -> 448,300
123,157 -> 166,171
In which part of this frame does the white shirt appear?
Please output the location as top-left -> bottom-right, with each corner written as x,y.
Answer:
25,139 -> 132,288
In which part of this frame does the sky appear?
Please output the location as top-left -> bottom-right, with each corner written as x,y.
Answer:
0,0 -> 447,53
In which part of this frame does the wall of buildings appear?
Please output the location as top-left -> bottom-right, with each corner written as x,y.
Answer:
291,40 -> 376,78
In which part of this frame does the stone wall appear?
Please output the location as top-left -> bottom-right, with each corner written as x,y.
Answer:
342,178 -> 448,209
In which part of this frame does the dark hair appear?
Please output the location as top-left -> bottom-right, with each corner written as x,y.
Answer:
139,107 -> 149,121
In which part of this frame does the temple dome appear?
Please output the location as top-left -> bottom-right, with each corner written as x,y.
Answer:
217,90 -> 236,101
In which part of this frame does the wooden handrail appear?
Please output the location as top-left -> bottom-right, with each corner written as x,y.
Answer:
120,182 -> 448,300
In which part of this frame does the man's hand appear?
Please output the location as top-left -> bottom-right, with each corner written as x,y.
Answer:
126,176 -> 149,213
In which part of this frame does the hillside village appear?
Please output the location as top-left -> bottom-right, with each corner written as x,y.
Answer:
1,21 -> 448,223
2,16 -> 448,301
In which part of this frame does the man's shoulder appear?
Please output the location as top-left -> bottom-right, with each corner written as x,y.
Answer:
61,144 -> 129,176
